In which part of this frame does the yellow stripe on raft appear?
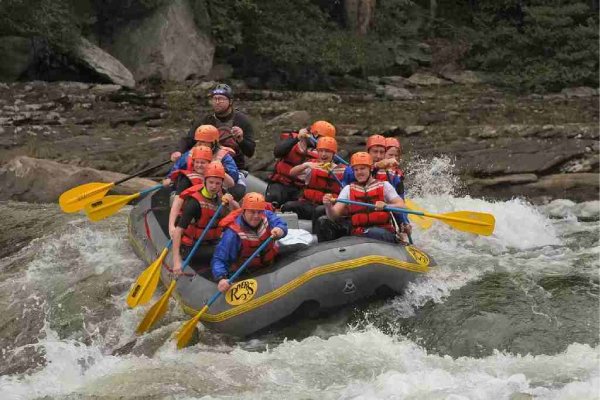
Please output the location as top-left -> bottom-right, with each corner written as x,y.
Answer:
181,255 -> 429,323
128,216 -> 430,325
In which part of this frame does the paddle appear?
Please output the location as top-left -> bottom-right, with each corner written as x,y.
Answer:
127,240 -> 172,308
136,203 -> 225,335
404,198 -> 434,230
336,199 -> 495,236
84,184 -> 162,222
59,160 -> 170,213
174,236 -> 274,349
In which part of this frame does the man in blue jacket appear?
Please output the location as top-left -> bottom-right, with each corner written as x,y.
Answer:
212,192 -> 287,293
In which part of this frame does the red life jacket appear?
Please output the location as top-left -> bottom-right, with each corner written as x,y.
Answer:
270,131 -> 317,187
348,180 -> 395,235
373,168 -> 404,183
179,184 -> 223,246
223,213 -> 279,272
301,163 -> 345,204
169,155 -> 204,186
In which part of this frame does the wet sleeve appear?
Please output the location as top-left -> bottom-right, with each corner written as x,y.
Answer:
174,175 -> 192,195
211,230 -> 241,280
236,114 -> 256,158
273,138 -> 300,158
176,198 -> 202,229
265,210 -> 288,237
222,155 -> 239,183
337,185 -> 350,201
341,166 -> 355,187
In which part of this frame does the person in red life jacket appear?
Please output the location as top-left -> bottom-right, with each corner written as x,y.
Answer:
320,152 -> 408,244
166,124 -> 243,198
170,83 -> 256,171
266,120 -> 336,207
168,145 -> 214,237
171,162 -> 240,277
212,192 -> 287,293
280,136 -> 345,223
340,135 -> 411,236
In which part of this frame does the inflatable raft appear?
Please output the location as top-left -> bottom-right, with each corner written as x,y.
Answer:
128,186 -> 436,337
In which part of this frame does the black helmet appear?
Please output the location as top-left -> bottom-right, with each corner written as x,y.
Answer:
211,83 -> 233,99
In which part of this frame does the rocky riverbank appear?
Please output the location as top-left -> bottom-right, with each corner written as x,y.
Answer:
0,76 -> 598,204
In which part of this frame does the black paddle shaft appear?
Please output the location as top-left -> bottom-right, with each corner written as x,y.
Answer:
114,160 -> 171,186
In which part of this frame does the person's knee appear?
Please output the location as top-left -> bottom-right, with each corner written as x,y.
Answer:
364,228 -> 396,243
229,183 -> 246,201
265,184 -> 283,205
315,217 -> 342,243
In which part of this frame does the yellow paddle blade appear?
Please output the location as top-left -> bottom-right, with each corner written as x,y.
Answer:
426,211 -> 496,236
404,199 -> 434,229
175,305 -> 208,349
84,193 -> 139,222
136,280 -> 176,335
127,247 -> 169,308
59,182 -> 114,213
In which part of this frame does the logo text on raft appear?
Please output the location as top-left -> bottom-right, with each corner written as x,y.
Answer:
226,279 -> 258,306
406,245 -> 430,266
343,279 -> 356,294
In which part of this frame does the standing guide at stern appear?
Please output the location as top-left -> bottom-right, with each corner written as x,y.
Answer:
170,83 -> 255,200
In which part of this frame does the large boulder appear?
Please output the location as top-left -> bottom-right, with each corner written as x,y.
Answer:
76,39 -> 135,88
0,156 -> 157,203
107,0 -> 214,82
0,36 -> 34,82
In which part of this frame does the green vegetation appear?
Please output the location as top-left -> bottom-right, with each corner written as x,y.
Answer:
0,0 -> 597,92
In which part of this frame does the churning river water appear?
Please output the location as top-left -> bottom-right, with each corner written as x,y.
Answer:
0,158 -> 598,399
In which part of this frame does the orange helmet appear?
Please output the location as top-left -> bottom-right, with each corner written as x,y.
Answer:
316,136 -> 338,153
190,145 -> 213,161
241,192 -> 267,211
204,161 -> 226,180
350,152 -> 373,167
385,137 -> 401,151
310,120 -> 336,138
194,125 -> 219,143
366,134 -> 386,150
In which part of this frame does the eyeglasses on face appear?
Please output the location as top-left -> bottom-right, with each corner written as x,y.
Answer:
211,96 -> 229,103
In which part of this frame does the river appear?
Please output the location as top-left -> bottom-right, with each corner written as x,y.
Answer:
0,158 -> 598,399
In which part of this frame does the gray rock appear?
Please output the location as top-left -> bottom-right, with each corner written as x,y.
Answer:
75,39 -> 135,88
380,76 -> 415,88
298,92 -> 342,103
405,125 -> 426,136
0,156 -> 157,203
0,37 -> 34,82
408,72 -> 452,86
107,0 -> 214,82
90,84 -> 123,95
469,125 -> 499,138
471,174 -> 539,187
381,85 -> 415,100
439,70 -> 483,85
266,111 -> 311,127
560,86 -> 598,98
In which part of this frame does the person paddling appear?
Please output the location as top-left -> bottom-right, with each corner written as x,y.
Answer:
212,192 -> 287,293
280,136 -> 345,223
171,162 -> 239,277
266,120 -> 336,207
167,124 -> 243,197
319,152 -> 409,244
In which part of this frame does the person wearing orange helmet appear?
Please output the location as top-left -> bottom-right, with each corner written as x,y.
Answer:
212,192 -> 288,292
339,134 -> 411,238
171,161 -> 240,277
166,124 -> 243,198
280,136 -> 346,222
317,152 -> 409,244
170,83 -> 256,172
267,120 -> 337,207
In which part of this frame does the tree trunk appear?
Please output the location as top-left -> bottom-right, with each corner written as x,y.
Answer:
344,0 -> 376,35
